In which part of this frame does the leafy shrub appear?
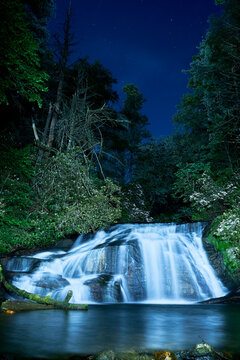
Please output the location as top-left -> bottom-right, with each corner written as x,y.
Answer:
120,183 -> 152,223
0,147 -> 121,253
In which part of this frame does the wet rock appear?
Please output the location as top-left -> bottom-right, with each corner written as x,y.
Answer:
84,275 -> 113,302
6,257 -> 40,273
202,223 -> 238,290
77,246 -> 118,275
81,240 -> 146,302
175,342 -> 230,360
33,273 -> 70,291
201,287 -> 240,304
126,241 -> 146,301
117,350 -> 154,360
84,275 -> 123,302
194,343 -> 212,355
94,238 -> 127,250
113,281 -> 123,302
53,239 -> 75,251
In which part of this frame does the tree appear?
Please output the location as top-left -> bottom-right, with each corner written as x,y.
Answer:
0,0 -> 48,107
46,1 -> 73,148
170,0 -> 240,223
176,0 -> 240,178
66,59 -> 119,109
120,84 -> 151,181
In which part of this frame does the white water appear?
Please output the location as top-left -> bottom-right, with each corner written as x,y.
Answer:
7,223 -> 228,304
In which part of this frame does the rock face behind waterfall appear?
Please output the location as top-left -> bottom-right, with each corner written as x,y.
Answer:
5,223 -> 227,304
202,223 -> 240,290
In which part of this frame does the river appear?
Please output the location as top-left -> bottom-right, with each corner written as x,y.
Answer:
0,304 -> 240,358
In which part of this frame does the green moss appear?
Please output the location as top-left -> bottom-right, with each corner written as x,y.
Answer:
0,265 -> 87,311
207,217 -> 240,284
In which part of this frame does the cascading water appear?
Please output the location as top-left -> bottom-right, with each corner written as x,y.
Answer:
6,223 -> 228,304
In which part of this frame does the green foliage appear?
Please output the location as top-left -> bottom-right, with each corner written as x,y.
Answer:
133,139 -> 179,219
172,0 -> 240,279
0,147 -> 121,253
0,145 -> 34,222
170,0 -> 240,224
0,0 -> 49,106
0,145 -> 35,252
174,162 -> 210,202
174,163 -> 240,221
215,0 -> 225,5
100,83 -> 151,184
120,84 -> 151,181
33,150 -> 121,235
182,0 -> 240,174
171,207 -> 193,224
120,183 -> 152,223
207,212 -> 240,281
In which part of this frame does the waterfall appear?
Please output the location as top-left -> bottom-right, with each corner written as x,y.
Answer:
6,223 -> 228,304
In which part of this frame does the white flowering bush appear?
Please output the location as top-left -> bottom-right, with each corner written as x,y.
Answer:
214,209 -> 240,241
190,172 -> 240,278
208,207 -> 240,280
175,164 -> 240,280
189,172 -> 238,217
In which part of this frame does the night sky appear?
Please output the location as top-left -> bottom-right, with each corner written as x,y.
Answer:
50,0 -> 222,138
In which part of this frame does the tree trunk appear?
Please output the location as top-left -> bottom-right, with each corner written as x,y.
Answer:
47,1 -> 72,148
0,265 -> 87,311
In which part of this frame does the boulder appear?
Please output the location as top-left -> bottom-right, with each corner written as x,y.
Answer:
53,238 -> 75,251
201,287 -> 240,304
125,241 -> 146,301
33,272 -> 70,291
6,257 -> 40,273
95,350 -> 115,360
84,275 -> 113,302
175,342 -> 230,360
117,350 -> 154,360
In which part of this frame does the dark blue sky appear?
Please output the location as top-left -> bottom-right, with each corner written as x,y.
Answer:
50,0 -> 222,137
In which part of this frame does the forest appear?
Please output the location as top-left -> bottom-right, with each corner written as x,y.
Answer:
0,0 -> 240,284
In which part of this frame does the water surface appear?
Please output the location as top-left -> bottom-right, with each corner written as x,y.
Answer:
8,223 -> 227,304
0,304 -> 240,358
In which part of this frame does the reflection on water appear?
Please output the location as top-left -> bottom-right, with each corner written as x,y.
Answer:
0,304 -> 240,357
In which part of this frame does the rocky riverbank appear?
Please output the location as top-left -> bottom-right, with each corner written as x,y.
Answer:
0,343 -> 238,360
201,288 -> 240,304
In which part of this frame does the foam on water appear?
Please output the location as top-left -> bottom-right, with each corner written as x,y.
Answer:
7,222 -> 228,303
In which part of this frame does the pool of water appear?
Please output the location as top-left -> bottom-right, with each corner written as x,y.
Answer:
0,304 -> 240,358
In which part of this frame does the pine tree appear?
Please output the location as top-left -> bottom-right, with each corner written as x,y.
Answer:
0,0 -> 49,107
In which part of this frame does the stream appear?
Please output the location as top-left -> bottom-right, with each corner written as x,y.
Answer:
0,304 -> 240,357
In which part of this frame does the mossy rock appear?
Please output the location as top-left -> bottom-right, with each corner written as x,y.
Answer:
175,342 -> 231,360
117,350 -> 154,360
95,350 -> 116,360
202,223 -> 238,289
194,343 -> 212,356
